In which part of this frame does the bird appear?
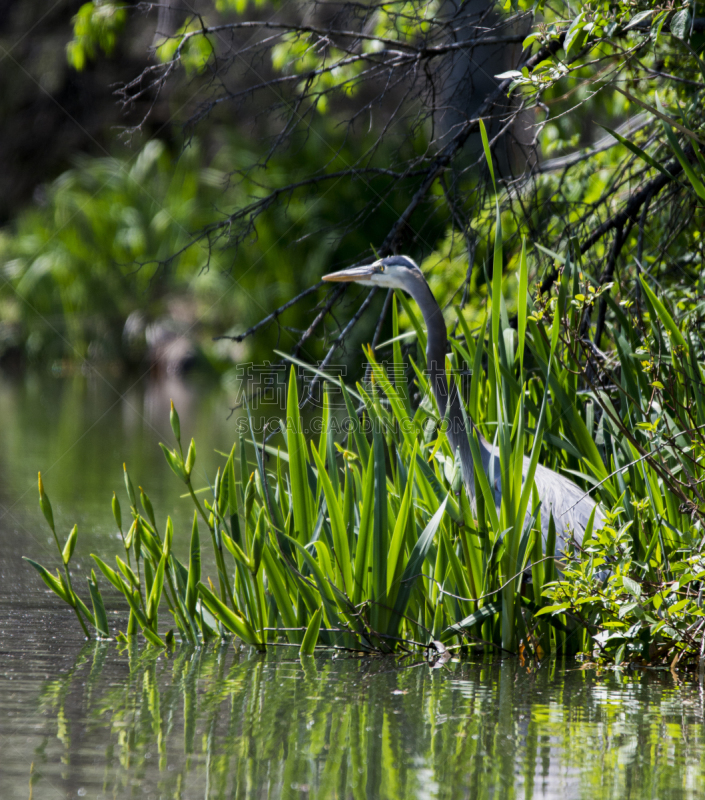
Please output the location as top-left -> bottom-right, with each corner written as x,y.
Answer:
322,254 -> 603,566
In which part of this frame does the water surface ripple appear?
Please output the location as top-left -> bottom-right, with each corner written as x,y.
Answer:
2,614 -> 705,800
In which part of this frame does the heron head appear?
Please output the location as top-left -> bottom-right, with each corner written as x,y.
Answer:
322,256 -> 423,291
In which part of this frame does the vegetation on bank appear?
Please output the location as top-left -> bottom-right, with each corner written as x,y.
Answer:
24,229 -> 705,668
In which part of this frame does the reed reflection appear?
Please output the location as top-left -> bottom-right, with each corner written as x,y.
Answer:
35,645 -> 705,800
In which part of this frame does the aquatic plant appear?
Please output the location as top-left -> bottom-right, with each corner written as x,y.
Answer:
23,226 -> 705,667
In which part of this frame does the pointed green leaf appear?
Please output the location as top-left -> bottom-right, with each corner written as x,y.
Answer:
388,497 -> 448,638
639,275 -> 688,349
300,606 -> 323,656
479,118 -> 495,189
311,447 -> 353,595
147,554 -> 166,624
197,581 -> 260,646
91,554 -> 125,594
88,570 -> 110,637
23,557 -> 71,604
287,366 -> 313,540
353,448 -> 376,606
186,511 -> 201,617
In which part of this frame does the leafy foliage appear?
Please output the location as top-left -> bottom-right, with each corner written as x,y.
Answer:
67,2 -> 127,71
24,217 -> 705,667
0,131 -> 417,369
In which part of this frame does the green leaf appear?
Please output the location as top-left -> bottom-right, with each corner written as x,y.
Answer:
639,275 -> 688,349
159,443 -> 187,481
386,442 -> 418,596
392,295 -> 412,416
147,554 -> 166,624
511,308 -> 562,571
112,492 -> 122,531
170,399 -> 181,442
197,581 -> 260,646
88,570 -> 110,637
23,557 -> 71,604
311,447 -> 353,595
414,453 -> 462,523
491,203 -> 503,352
365,349 -> 416,451
564,11 -> 586,55
534,602 -> 571,617
223,532 -> 251,569
282,534 -> 350,636
163,516 -> 173,559
339,377 -> 370,464
185,439 -> 196,476
300,606 -> 323,656
186,511 -> 201,617
624,9 -> 654,30
622,576 -> 642,598
371,423 -> 388,614
62,525 -> 78,565
121,585 -> 165,647
517,237 -> 528,372
581,504 -> 598,549
596,123 -> 676,181
446,601 -> 501,634
353,448 -> 376,606
251,507 -> 266,575
287,366 -> 313,540
274,350 -> 362,402
388,497 -> 448,638
395,290 -> 427,356
37,473 -> 55,533
655,92 -> 705,202
261,543 -> 299,640
123,463 -> 137,506
115,555 -> 139,589
670,8 -> 691,39
91,554 -> 125,594
220,443 -> 239,517
479,118 -> 495,190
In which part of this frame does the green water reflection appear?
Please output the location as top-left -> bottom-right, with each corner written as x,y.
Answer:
0,372 -> 287,576
23,644 -> 705,800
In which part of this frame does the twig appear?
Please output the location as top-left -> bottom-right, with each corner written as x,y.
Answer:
215,282 -> 323,343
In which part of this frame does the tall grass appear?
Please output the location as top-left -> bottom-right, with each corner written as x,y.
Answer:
24,230 -> 705,665
16,237 -> 589,657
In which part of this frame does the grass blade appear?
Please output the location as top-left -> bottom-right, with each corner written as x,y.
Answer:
311,446 -> 353,594
186,511 -> 201,618
287,366 -> 313,540
300,606 -> 323,656
197,582 -> 261,647
88,569 -> 110,636
388,496 -> 448,639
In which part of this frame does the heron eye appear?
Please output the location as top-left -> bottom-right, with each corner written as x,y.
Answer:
377,264 -> 385,272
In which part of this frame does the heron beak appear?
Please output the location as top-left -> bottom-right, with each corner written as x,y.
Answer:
322,263 -> 378,283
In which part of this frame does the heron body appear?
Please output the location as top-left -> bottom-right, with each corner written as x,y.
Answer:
323,255 -> 603,562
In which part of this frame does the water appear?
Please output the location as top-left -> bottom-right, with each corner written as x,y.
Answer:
2,375 -> 705,800
3,632 -> 705,800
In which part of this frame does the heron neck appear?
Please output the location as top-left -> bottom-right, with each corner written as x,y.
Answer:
403,277 -> 479,501
399,279 -> 446,399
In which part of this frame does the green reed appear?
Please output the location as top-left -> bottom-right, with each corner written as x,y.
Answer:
23,223 -> 705,666
19,243 -> 593,659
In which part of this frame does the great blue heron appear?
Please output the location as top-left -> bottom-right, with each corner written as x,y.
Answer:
323,255 -> 603,561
